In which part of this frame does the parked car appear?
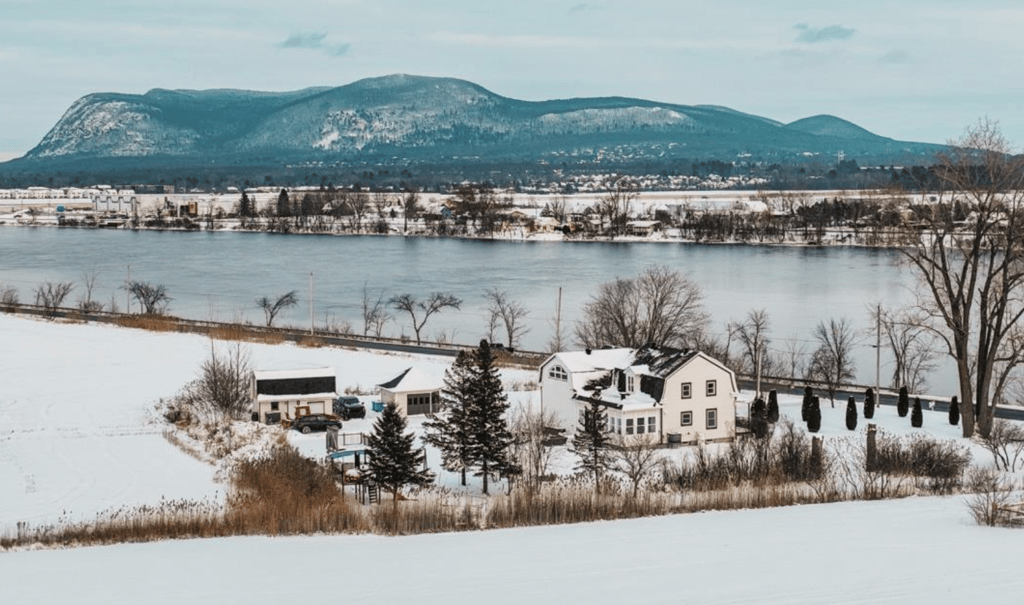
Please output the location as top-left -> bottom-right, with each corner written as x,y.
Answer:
333,396 -> 366,420
291,414 -> 342,434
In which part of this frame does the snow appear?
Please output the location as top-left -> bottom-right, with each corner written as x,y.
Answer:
3,312 -> 1023,604
1,496 -> 1022,604
0,313 -> 488,527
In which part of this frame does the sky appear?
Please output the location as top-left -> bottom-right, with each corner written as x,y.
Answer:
2,0 -> 1023,162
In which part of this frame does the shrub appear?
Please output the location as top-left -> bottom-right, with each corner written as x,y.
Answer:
750,397 -> 769,439
766,390 -> 779,423
948,395 -> 960,426
897,386 -> 909,417
801,386 -> 813,422
911,397 -> 923,428
845,396 -> 858,431
807,396 -> 821,433
964,468 -> 1022,528
864,387 -> 875,419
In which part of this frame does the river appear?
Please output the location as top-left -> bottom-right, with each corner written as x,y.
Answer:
0,227 -> 950,394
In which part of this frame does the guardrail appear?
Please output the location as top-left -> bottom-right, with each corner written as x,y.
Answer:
0,302 -> 547,368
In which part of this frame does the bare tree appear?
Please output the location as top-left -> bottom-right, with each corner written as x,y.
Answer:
574,265 -> 708,349
174,341 -> 253,422
361,283 -> 392,337
808,318 -> 857,406
898,119 -> 1024,437
34,281 -> 74,316
78,270 -> 103,312
595,177 -> 637,237
870,304 -> 939,393
0,284 -> 18,308
611,433 -> 660,499
402,189 -> 420,233
509,405 -> 562,493
389,292 -> 463,345
256,290 -> 298,327
729,309 -> 772,395
127,281 -> 171,315
483,288 -> 531,349
782,335 -> 808,381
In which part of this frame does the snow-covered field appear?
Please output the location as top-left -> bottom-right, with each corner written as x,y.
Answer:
2,312 -> 1022,604
0,313 -> 503,527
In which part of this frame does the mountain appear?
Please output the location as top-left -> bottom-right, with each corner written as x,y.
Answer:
4,74 -> 944,183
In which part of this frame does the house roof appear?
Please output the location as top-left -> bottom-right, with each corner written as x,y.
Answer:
631,346 -> 699,378
253,367 -> 334,381
377,367 -> 443,393
549,348 -> 634,374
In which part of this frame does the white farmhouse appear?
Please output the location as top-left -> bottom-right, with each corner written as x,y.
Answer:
539,346 -> 739,444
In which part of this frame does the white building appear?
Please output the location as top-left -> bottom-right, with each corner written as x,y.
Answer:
376,367 -> 443,417
251,367 -> 337,424
539,346 -> 739,444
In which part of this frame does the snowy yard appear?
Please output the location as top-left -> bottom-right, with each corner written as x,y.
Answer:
2,312 -> 1023,603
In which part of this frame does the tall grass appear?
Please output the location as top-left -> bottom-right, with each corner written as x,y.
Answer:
1,425 -> 981,550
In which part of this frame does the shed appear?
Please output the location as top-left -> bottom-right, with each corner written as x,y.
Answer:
251,367 -> 337,424
376,367 -> 443,416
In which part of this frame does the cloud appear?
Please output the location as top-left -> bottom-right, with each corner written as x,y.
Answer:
279,32 -> 350,57
793,23 -> 856,43
880,49 -> 910,64
568,3 -> 597,14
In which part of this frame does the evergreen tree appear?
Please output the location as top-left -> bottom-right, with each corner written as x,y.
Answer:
466,340 -> 520,495
366,402 -> 434,506
801,385 -> 814,422
845,396 -> 857,431
864,387 -> 875,419
767,390 -> 779,423
422,350 -> 474,486
573,397 -> 612,494
237,190 -> 252,218
807,395 -> 822,433
276,188 -> 290,217
750,397 -> 769,439
949,395 -> 960,426
897,386 -> 910,417
911,397 -> 923,428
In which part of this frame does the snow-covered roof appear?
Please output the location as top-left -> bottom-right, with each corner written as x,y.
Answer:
256,392 -> 336,403
254,367 -> 334,381
377,367 -> 443,393
550,348 -> 634,375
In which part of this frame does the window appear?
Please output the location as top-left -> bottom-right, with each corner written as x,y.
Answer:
626,418 -> 634,434
548,365 -> 568,380
648,416 -> 657,433
706,380 -> 717,397
706,408 -> 718,430
681,382 -> 692,399
636,416 -> 646,434
626,375 -> 635,393
680,411 -> 692,426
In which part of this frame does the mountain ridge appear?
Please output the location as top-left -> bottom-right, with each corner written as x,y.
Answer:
8,74 -> 944,182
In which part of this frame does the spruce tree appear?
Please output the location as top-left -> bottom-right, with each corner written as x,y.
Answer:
807,395 -> 822,433
801,386 -> 814,422
466,340 -> 520,495
897,386 -> 910,417
767,390 -> 779,424
911,397 -> 923,428
366,402 -> 434,506
750,397 -> 769,439
948,395 -> 960,426
845,396 -> 857,431
422,350 -> 474,486
573,398 -> 612,494
864,387 -> 875,419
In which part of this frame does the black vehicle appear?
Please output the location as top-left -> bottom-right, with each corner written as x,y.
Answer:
333,396 -> 366,420
291,414 -> 342,434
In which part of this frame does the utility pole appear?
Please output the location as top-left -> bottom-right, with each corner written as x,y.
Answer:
875,303 -> 881,397
554,286 -> 562,351
309,272 -> 314,335
125,264 -> 130,313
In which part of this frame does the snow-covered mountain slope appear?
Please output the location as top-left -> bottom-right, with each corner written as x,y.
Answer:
20,74 -> 940,163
